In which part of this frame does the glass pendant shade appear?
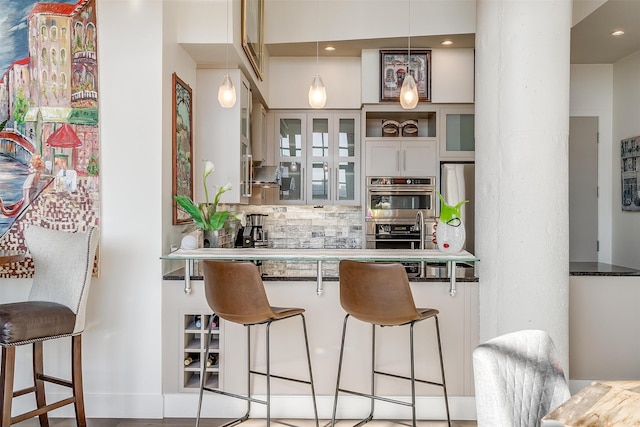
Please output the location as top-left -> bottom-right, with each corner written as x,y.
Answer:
308,75 -> 327,109
218,73 -> 236,108
400,74 -> 418,109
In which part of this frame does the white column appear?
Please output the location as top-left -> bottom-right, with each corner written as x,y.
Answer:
475,0 -> 572,369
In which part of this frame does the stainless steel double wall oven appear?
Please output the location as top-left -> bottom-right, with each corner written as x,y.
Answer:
365,176 -> 437,276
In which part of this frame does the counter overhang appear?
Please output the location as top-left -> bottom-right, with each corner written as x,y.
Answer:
161,248 -> 479,296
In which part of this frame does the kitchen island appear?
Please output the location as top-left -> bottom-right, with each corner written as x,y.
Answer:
160,248 -> 480,420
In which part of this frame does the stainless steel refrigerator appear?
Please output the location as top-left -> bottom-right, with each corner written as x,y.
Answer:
440,162 -> 475,255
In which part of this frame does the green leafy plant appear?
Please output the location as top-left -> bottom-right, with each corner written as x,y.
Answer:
174,160 -> 244,231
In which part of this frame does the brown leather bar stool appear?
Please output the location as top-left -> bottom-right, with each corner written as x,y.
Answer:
0,225 -> 99,426
197,260 -> 319,427
332,260 -> 451,427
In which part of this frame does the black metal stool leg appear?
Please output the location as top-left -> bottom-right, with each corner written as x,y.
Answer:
300,314 -> 319,427
331,314 -> 350,427
266,321 -> 272,427
410,322 -> 417,427
435,316 -> 451,427
367,323 -> 376,422
196,316 -> 214,427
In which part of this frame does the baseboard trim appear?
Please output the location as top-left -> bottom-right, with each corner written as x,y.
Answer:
11,392 -> 164,418
164,394 -> 477,420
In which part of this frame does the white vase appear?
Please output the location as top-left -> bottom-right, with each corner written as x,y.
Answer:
436,219 -> 466,253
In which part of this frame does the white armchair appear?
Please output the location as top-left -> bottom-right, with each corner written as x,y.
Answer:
473,330 -> 570,427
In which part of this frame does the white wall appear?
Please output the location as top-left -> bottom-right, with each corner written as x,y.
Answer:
268,57 -> 361,109
83,0 -> 165,416
175,0 -> 270,107
265,0 -> 476,44
612,49 -> 640,268
361,48 -> 475,105
569,64 -> 613,263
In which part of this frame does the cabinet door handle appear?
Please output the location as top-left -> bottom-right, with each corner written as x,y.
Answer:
301,167 -> 305,201
243,154 -> 253,197
335,167 -> 338,201
396,151 -> 400,172
403,150 -> 407,172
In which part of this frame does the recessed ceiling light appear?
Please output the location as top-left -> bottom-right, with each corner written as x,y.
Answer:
611,30 -> 625,36
324,46 -> 336,51
441,40 -> 454,46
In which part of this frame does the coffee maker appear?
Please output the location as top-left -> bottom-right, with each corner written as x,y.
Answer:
236,214 -> 268,248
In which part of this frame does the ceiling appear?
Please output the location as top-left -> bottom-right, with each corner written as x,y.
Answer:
265,0 -> 640,65
570,0 -> 640,64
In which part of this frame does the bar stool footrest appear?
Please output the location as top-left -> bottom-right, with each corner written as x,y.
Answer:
336,387 -> 413,407
216,413 -> 250,427
249,370 -> 314,387
374,370 -> 446,388
202,387 -> 267,406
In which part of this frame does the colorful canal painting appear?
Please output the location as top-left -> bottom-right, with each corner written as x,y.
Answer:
0,0 -> 100,277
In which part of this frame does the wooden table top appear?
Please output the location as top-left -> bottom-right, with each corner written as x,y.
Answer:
542,380 -> 640,426
0,251 -> 25,265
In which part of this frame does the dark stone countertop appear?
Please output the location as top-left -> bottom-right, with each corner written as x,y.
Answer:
570,262 -> 640,276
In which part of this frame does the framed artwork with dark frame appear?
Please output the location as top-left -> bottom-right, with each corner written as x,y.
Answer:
172,73 -> 194,225
242,0 -> 264,81
621,136 -> 640,211
380,49 -> 431,103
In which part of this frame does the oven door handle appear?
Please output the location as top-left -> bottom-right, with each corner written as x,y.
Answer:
367,188 -> 434,194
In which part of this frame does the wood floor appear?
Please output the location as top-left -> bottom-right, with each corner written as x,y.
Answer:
15,419 -> 477,427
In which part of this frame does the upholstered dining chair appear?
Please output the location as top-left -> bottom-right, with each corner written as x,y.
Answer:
472,329 -> 571,427
0,225 -> 98,426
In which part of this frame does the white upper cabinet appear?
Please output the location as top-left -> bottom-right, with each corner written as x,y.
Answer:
365,139 -> 438,178
363,105 -> 439,181
439,106 -> 475,160
275,111 -> 360,205
251,102 -> 268,165
195,69 -> 252,204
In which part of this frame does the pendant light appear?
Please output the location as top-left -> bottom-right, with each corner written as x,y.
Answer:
308,0 -> 326,108
218,0 -> 236,108
400,0 -> 418,109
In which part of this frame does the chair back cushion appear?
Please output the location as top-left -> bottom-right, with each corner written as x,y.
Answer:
202,260 -> 276,324
25,226 -> 99,334
338,260 -> 420,325
473,329 -> 571,427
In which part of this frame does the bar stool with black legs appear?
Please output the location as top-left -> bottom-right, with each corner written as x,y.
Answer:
196,260 -> 319,427
331,260 -> 451,427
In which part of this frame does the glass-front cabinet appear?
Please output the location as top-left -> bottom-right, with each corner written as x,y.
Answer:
309,114 -> 359,204
439,106 -> 475,160
240,79 -> 252,198
276,113 -> 306,203
275,111 -> 359,205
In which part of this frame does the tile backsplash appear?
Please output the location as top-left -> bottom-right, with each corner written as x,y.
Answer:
227,205 -> 363,277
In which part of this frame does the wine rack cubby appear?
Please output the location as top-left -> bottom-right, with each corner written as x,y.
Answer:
181,313 -> 222,391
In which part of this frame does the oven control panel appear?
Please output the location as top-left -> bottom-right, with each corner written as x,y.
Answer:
368,177 -> 435,186
376,223 -> 418,236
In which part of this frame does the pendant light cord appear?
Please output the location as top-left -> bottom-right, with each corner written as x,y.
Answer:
225,0 -> 229,70
316,0 -> 320,71
407,0 -> 411,73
